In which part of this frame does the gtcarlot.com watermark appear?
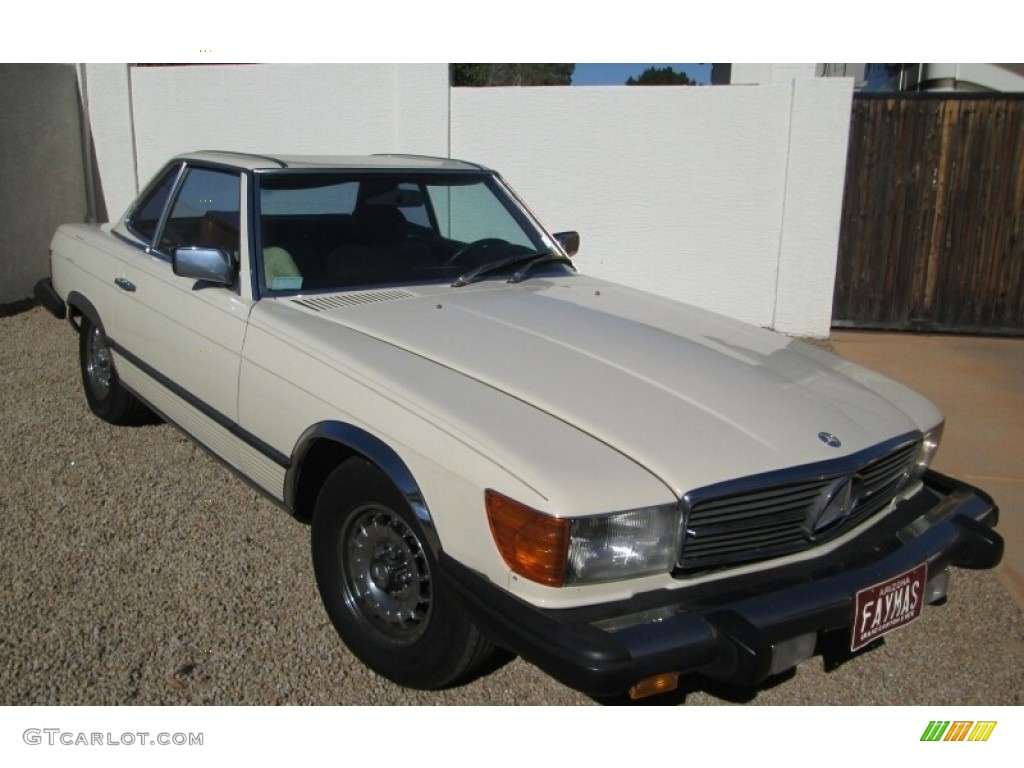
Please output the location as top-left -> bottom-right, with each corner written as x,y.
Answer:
23,728 -> 203,747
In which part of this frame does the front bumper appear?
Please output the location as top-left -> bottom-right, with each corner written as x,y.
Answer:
441,470 -> 1002,697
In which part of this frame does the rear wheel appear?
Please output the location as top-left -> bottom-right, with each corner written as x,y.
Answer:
78,316 -> 148,425
311,457 -> 493,689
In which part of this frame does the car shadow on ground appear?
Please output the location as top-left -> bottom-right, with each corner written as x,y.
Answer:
129,407 -> 164,427
470,647 -> 520,683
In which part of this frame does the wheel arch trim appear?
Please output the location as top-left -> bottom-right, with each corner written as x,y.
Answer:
66,291 -> 103,334
286,422 -> 440,553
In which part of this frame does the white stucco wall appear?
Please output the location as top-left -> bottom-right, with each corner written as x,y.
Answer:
131,63 -> 449,188
79,64 -> 137,221
729,63 -> 818,85
773,78 -> 854,334
83,64 -> 449,219
76,64 -> 853,337
451,80 -> 852,336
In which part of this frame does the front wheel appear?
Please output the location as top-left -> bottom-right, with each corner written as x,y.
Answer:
311,458 -> 493,689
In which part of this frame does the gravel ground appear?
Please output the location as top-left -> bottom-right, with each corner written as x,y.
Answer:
1,305 -> 1021,706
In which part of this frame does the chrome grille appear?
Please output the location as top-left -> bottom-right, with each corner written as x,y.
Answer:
679,439 -> 919,572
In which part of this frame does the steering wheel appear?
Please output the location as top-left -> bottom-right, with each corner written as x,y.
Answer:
443,238 -> 508,267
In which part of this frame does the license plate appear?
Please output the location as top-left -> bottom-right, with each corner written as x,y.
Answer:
851,563 -> 928,651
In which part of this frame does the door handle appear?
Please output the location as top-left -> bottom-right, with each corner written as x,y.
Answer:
114,277 -> 136,292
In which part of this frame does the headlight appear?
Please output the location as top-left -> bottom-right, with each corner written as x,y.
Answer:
567,506 -> 680,584
485,490 -> 680,587
913,422 -> 944,479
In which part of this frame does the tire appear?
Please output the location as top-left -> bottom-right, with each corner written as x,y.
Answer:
78,316 -> 149,425
311,457 -> 493,689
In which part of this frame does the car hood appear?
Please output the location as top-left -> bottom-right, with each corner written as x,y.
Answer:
278,277 -> 938,496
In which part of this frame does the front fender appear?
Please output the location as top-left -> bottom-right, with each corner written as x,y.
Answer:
286,421 -> 439,553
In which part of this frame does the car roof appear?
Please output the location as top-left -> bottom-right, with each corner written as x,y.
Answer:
174,150 -> 490,172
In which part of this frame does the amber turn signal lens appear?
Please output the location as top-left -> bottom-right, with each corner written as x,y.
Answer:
628,672 -> 679,700
485,490 -> 570,587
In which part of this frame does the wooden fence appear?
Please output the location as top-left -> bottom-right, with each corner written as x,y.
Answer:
832,93 -> 1024,334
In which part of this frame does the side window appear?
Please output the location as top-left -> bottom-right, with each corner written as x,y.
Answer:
127,166 -> 179,244
157,167 -> 241,256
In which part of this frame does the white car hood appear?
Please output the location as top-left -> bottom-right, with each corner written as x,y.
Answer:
281,277 -> 937,496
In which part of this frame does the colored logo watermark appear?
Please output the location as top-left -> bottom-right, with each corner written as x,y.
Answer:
921,721 -> 997,742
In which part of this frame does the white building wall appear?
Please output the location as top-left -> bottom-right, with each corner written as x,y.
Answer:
82,63 -> 450,219
80,64 -> 138,221
729,63 -> 818,85
925,63 -> 1024,91
77,64 -> 853,338
130,64 -> 449,189
451,80 -> 852,336
773,78 -> 854,334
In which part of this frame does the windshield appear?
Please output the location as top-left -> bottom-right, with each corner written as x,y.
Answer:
256,170 -> 568,293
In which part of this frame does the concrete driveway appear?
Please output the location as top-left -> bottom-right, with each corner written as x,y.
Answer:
832,331 -> 1024,611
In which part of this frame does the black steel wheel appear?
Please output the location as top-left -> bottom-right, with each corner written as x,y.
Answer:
311,457 -> 493,689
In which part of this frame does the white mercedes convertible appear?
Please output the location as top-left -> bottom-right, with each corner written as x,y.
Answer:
36,151 -> 1002,699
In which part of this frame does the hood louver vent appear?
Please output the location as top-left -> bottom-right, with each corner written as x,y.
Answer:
292,290 -> 416,312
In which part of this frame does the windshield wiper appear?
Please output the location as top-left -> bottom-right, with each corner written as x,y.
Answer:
452,250 -> 556,287
508,253 -> 575,284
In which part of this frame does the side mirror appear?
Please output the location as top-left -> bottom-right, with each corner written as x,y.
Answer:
173,247 -> 235,285
553,231 -> 580,258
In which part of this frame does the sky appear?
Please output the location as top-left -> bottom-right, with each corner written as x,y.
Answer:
572,64 -> 712,86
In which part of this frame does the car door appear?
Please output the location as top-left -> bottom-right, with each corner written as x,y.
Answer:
115,163 -> 252,465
